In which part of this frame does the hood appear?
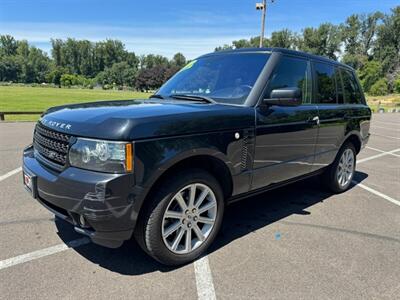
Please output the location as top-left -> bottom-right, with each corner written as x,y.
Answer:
39,99 -> 255,140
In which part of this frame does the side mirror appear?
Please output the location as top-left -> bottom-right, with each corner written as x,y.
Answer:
263,87 -> 302,106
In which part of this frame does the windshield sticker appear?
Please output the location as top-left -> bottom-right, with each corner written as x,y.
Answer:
180,60 -> 197,72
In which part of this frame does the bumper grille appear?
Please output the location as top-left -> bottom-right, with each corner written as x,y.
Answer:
33,123 -> 71,167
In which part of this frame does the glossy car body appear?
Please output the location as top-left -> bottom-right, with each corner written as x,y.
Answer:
22,48 -> 371,248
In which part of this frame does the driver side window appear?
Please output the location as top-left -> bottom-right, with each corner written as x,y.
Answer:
265,56 -> 312,104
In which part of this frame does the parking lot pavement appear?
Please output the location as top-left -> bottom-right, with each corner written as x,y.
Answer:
0,114 -> 399,299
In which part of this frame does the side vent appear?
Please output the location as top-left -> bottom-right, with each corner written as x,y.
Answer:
240,135 -> 249,170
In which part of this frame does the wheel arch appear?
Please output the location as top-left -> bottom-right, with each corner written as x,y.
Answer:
132,153 -> 234,230
341,131 -> 362,154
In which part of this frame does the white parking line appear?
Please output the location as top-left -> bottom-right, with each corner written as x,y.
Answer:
352,181 -> 400,207
358,148 -> 400,164
371,133 -> 400,140
0,238 -> 89,271
365,147 -> 400,158
194,256 -> 217,300
0,167 -> 22,182
374,120 -> 400,126
372,125 -> 400,132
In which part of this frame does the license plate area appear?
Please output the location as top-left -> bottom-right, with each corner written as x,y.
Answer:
23,170 -> 37,198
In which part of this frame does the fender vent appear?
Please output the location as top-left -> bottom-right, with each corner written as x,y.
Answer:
240,135 -> 249,170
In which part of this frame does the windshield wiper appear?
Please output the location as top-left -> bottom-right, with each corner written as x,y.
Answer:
149,94 -> 165,99
169,94 -> 216,104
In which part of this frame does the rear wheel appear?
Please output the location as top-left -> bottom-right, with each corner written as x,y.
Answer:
135,169 -> 224,266
323,142 -> 356,193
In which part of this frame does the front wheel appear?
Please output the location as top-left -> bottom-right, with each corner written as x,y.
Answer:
323,142 -> 356,193
135,169 -> 224,266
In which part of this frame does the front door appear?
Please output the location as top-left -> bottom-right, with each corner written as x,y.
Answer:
251,55 -> 319,190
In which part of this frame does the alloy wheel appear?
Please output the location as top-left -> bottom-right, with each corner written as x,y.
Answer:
161,183 -> 217,254
337,148 -> 355,187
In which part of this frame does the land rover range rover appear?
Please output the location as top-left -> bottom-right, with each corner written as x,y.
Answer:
23,48 -> 371,265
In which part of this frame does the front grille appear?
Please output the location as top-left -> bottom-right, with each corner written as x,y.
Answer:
33,122 -> 71,167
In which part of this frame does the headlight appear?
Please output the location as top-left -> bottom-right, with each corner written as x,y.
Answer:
69,138 -> 133,173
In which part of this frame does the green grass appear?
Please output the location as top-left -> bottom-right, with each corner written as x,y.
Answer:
366,93 -> 400,112
0,86 -> 151,121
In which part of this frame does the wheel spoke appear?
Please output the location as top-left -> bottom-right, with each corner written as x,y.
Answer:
175,192 -> 187,210
185,228 -> 192,252
195,189 -> 209,208
188,184 -> 196,208
192,223 -> 205,241
197,216 -> 215,225
171,227 -> 185,250
164,210 -> 183,219
198,201 -> 216,214
163,221 -> 181,238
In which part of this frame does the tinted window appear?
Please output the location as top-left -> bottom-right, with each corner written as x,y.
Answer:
341,69 -> 362,104
314,62 -> 337,104
157,53 -> 270,105
266,56 -> 312,103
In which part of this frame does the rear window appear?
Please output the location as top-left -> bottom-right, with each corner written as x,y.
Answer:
341,69 -> 362,104
314,62 -> 337,104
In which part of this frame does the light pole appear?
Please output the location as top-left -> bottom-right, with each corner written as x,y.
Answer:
256,0 -> 274,48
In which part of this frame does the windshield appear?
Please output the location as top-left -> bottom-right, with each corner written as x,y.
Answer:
156,53 -> 270,105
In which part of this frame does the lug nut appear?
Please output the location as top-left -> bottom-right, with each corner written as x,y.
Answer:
188,223 -> 192,228
192,208 -> 197,213
193,216 -> 198,221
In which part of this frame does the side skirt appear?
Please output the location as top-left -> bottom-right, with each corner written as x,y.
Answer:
227,168 -> 326,204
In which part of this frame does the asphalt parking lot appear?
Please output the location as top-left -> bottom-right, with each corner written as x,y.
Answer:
0,113 -> 399,299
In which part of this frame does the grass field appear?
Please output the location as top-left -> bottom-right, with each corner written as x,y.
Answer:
0,86 -> 151,121
0,86 -> 399,121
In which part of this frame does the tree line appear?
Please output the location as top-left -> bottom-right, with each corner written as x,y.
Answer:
216,6 -> 400,96
0,36 -> 186,91
0,6 -> 399,95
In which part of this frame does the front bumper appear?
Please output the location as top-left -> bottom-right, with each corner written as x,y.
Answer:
22,145 -> 137,248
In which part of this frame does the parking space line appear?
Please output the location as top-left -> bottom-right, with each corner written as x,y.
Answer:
0,167 -> 22,182
0,238 -> 89,271
358,148 -> 400,164
194,256 -> 216,300
374,120 -> 400,126
366,146 -> 400,158
372,125 -> 400,132
371,133 -> 400,140
352,181 -> 400,207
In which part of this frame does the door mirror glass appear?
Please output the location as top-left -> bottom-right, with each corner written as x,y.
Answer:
263,87 -> 302,106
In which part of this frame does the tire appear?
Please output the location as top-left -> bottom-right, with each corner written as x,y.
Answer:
323,142 -> 356,193
134,169 -> 225,266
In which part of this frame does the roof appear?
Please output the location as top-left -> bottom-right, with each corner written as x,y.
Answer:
200,47 -> 353,70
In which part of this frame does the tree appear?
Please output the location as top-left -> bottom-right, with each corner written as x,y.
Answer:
269,29 -> 297,49
298,23 -> 342,59
369,78 -> 388,96
172,53 -> 186,68
358,60 -> 383,93
0,35 -> 18,56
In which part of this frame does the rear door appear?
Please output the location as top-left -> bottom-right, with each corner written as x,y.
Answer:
311,62 -> 348,171
252,55 -> 319,190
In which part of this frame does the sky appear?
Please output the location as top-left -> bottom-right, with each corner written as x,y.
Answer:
0,0 -> 398,59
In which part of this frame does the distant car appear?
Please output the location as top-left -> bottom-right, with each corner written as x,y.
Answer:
23,48 -> 371,265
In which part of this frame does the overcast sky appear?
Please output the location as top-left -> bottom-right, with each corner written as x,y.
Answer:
0,0 -> 398,58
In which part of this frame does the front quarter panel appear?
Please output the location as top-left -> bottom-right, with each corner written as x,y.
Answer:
134,130 -> 250,189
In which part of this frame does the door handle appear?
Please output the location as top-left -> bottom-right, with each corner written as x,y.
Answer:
307,116 -> 320,125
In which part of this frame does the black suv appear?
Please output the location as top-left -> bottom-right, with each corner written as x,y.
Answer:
23,48 -> 371,265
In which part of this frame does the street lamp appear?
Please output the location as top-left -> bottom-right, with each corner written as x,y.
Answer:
256,0 -> 275,48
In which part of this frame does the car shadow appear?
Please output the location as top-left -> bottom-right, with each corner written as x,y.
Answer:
55,171 -> 368,275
